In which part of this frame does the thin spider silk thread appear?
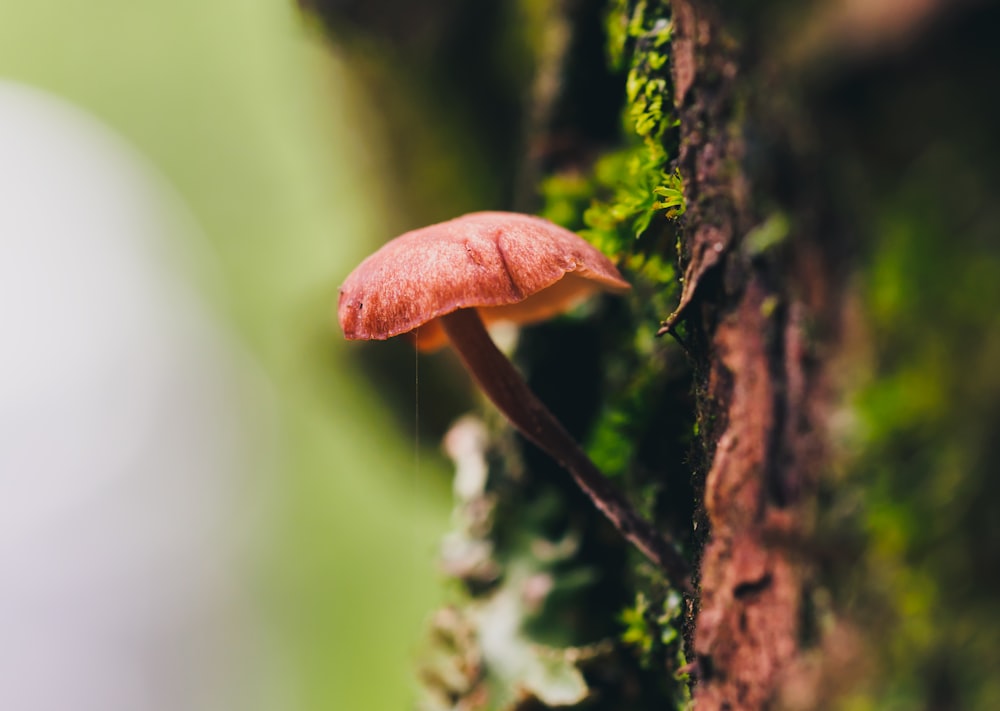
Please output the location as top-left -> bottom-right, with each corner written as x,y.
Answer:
414,327 -> 420,479
413,327 -> 420,569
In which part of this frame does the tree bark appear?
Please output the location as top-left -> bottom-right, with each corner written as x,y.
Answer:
671,1 -> 1000,709
669,2 -> 829,707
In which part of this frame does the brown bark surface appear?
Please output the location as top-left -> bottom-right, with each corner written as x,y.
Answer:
670,2 -> 832,708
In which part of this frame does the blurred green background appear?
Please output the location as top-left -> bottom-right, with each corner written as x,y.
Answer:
0,1 -> 454,709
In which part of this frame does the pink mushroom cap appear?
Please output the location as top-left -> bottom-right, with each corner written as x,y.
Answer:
338,211 -> 630,351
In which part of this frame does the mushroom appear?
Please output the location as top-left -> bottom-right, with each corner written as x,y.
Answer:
338,211 -> 688,586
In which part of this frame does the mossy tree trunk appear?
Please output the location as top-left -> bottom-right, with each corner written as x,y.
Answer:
670,0 -> 1000,708
307,0 -> 1000,708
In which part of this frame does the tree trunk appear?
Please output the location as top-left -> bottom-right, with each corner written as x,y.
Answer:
308,0 -> 1000,707
671,1 -> 1000,708
668,2 -> 829,707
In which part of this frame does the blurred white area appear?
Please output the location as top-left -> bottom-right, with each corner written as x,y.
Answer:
0,81 -> 271,710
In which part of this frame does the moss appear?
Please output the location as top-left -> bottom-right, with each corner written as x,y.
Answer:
743,211 -> 790,257
529,0 -> 694,705
540,0 -> 683,255
421,2 -> 693,709
828,118 -> 1000,710
537,0 -> 688,494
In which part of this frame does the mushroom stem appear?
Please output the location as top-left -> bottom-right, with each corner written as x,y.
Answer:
440,308 -> 691,589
